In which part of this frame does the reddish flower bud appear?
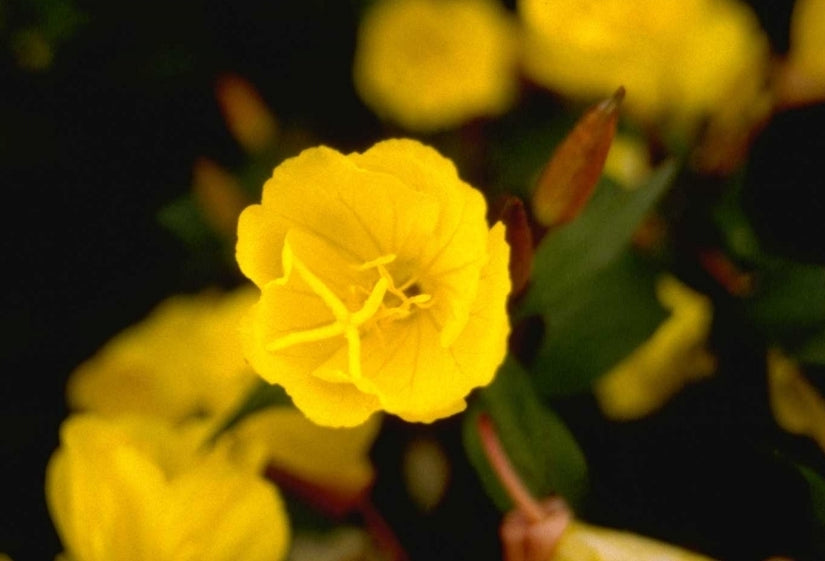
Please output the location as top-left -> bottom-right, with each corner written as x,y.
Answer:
531,87 -> 624,227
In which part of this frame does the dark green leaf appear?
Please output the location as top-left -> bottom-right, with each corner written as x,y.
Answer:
521,160 -> 677,315
463,358 -> 589,512
156,194 -> 217,247
797,463 -> 825,555
206,378 -> 291,443
530,251 -> 667,396
797,329 -> 825,366
748,261 -> 825,337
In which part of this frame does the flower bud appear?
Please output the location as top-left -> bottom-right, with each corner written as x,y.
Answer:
531,87 -> 623,228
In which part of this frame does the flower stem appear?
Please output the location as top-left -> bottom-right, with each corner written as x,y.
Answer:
477,413 -> 546,523
359,499 -> 410,561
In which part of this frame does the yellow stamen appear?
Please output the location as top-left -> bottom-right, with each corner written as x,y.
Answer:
268,245 -> 436,383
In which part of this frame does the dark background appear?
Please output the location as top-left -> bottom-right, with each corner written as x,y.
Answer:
3,1 -> 823,560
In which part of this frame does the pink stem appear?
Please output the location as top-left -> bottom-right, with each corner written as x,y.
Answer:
477,413 -> 546,523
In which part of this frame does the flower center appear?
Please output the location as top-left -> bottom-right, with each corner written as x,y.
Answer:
266,244 -> 431,382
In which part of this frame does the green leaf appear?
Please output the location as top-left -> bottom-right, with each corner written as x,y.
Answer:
463,358 -> 589,512
207,378 -> 291,443
521,160 -> 678,315
486,106 -> 578,199
748,260 -> 825,338
156,194 -> 217,247
530,251 -> 668,396
797,329 -> 825,366
796,463 -> 825,555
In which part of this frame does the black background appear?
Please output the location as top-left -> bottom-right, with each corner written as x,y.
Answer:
3,1 -> 823,560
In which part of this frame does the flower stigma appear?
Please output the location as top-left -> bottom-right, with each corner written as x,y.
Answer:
265,239 -> 433,384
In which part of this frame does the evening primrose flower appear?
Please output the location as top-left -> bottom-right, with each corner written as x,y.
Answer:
67,287 -> 259,424
353,0 -> 517,132
768,348 -> 825,452
46,414 -> 290,561
775,0 -> 825,106
518,0 -> 769,128
236,138 -> 511,427
228,407 -> 381,500
594,276 -> 716,420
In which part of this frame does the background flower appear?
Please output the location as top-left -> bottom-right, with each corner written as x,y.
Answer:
594,275 -> 716,420
66,287 -> 259,425
46,414 -> 290,561
518,0 -> 769,130
353,0 -> 517,132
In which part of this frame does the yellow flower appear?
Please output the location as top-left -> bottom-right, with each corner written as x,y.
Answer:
775,0 -> 825,106
594,276 -> 716,420
227,407 -> 381,500
236,138 -> 511,427
353,0 -> 517,132
767,348 -> 825,452
518,0 -> 769,128
67,287 -> 259,424
554,521 -> 717,561
46,414 -> 290,561
603,134 -> 652,189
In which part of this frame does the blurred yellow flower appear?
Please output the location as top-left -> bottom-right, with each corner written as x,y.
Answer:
775,0 -> 825,106
518,0 -> 769,128
215,73 -> 279,153
236,138 -> 511,427
46,414 -> 290,561
67,287 -> 259,425
768,348 -> 825,452
603,134 -> 652,189
554,520 -> 717,560
192,157 -> 251,239
228,407 -> 381,500
353,0 -> 517,132
594,276 -> 716,420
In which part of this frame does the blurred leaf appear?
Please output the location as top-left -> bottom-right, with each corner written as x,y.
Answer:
463,358 -> 589,512
521,160 -> 678,315
157,194 -> 218,247
747,261 -> 825,364
749,261 -> 825,333
487,103 -> 578,199
796,463 -> 825,555
798,329 -> 825,365
515,162 -> 676,395
711,172 -> 764,263
531,252 -> 668,396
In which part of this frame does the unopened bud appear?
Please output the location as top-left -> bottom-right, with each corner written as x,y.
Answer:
532,87 -> 624,227
192,157 -> 250,239
496,196 -> 534,298
215,73 -> 278,153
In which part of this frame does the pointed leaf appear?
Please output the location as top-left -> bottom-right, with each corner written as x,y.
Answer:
463,358 -> 588,512
522,161 -> 678,315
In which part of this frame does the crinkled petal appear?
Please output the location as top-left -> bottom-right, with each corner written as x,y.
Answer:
46,416 -> 168,561
351,139 -> 490,345
360,224 -> 510,422
160,463 -> 289,561
240,288 -> 380,428
237,144 -> 441,288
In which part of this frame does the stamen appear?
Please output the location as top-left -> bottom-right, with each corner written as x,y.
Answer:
266,322 -> 345,352
269,246 -> 436,383
356,253 -> 397,271
281,242 -> 350,320
345,326 -> 362,380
